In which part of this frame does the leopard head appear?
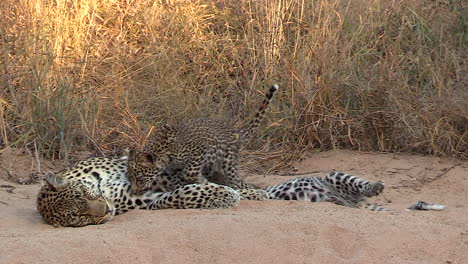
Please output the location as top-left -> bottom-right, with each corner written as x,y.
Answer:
127,150 -> 171,195
36,172 -> 115,227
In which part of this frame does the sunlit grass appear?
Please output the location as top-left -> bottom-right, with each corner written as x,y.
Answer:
0,0 -> 466,166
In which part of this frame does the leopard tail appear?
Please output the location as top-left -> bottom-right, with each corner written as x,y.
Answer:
360,200 -> 448,211
240,84 -> 278,141
407,201 -> 448,211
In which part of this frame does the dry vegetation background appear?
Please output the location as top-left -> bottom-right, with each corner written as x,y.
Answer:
0,0 -> 466,166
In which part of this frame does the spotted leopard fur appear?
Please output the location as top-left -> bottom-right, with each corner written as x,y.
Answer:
265,171 -> 447,211
127,84 -> 278,200
36,156 -> 240,227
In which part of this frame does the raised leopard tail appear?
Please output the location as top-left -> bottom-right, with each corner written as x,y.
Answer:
240,84 -> 278,140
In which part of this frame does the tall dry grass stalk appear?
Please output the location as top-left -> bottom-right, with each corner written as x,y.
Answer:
0,0 -> 466,166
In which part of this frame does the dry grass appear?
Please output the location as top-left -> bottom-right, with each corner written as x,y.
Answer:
0,0 -> 466,167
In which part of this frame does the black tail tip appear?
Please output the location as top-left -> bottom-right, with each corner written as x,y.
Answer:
270,84 -> 279,92
408,201 -> 448,211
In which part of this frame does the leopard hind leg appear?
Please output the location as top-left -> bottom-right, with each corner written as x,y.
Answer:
324,171 -> 384,198
266,176 -> 386,210
218,150 -> 257,190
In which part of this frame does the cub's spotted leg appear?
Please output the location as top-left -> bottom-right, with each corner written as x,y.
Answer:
202,156 -> 266,201
201,148 -> 226,184
219,151 -> 259,189
148,183 -> 240,209
219,150 -> 242,187
207,156 -> 267,200
324,171 -> 384,198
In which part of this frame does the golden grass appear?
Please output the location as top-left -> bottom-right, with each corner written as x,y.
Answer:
0,0 -> 466,166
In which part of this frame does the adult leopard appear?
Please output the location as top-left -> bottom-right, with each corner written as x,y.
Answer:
36,156 -> 240,227
36,159 -> 446,227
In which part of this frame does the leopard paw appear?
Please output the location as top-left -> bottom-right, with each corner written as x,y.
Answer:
364,181 -> 385,197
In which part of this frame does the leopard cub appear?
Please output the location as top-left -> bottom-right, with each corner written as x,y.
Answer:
128,84 -> 278,200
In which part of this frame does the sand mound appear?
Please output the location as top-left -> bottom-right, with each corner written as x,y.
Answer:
1,150 -> 467,263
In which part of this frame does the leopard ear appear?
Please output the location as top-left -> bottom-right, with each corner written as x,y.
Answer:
139,152 -> 157,167
122,148 -> 130,158
126,148 -> 137,160
45,172 -> 68,190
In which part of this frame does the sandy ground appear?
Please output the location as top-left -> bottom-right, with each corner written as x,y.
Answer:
0,149 -> 467,264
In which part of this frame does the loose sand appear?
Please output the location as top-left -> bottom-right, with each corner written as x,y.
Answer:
1,149 -> 467,264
